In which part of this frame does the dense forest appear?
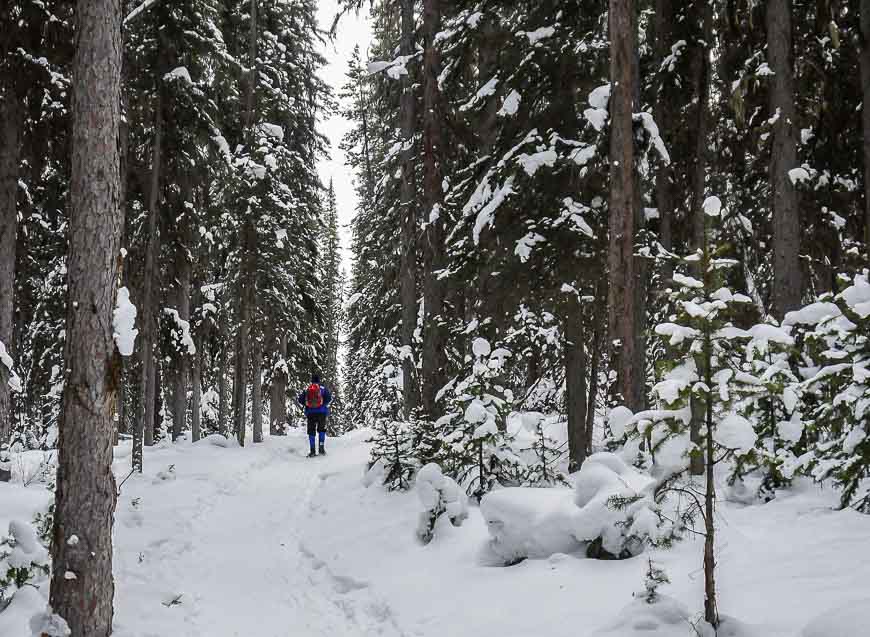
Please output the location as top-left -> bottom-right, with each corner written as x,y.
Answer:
3,0 -> 870,635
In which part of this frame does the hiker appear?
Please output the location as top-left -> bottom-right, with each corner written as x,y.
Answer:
298,374 -> 332,457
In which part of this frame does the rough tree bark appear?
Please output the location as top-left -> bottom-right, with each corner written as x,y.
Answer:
0,84 -> 22,472
767,0 -> 802,318
607,0 -> 645,412
270,332 -> 287,435
420,0 -> 449,418
399,0 -> 418,420
564,312 -> 589,472
861,0 -> 870,254
47,0 -> 123,632
653,0 -> 675,283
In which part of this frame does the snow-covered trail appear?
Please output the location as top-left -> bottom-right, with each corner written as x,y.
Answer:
112,434 -> 405,637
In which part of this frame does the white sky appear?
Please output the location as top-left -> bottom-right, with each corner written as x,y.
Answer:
316,0 -> 373,268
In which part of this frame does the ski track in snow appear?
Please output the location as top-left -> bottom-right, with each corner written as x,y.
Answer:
113,437 -> 405,637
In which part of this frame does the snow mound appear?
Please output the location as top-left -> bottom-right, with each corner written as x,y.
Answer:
800,600 -> 870,637
594,596 -> 692,636
574,453 -> 655,557
480,487 -> 581,562
200,434 -> 238,448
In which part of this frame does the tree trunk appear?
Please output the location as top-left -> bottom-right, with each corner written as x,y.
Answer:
191,346 -> 202,442
217,307 -> 230,436
420,0 -> 449,418
607,0 -> 645,412
767,0 -> 801,318
0,85 -> 22,468
135,82 -> 163,468
233,0 -> 259,447
565,314 -> 588,472
171,183 -> 193,442
861,0 -> 870,255
48,0 -> 122,632
585,279 -> 606,455
653,0 -> 675,283
399,0 -> 418,420
689,0 -> 712,475
252,336 -> 263,443
270,332 -> 287,435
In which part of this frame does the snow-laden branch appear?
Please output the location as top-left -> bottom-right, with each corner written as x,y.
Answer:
124,0 -> 162,26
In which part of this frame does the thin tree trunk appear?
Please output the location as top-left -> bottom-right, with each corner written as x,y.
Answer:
233,0 -> 259,446
420,0 -> 449,418
171,182 -> 193,441
767,0 -> 801,318
252,337 -> 263,442
565,314 -> 588,472
607,0 -> 645,412
399,0 -> 418,419
585,280 -> 606,455
48,0 -> 122,631
136,82 -> 163,467
217,307 -> 230,436
0,86 -> 22,470
689,0 -> 712,475
702,314 -> 718,627
191,346 -> 202,442
270,332 -> 287,435
653,0 -> 675,282
861,0 -> 870,254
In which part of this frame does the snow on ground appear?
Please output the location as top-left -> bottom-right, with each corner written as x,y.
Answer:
3,430 -> 870,636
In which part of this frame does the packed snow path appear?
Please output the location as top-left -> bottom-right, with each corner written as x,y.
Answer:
112,434 -> 405,637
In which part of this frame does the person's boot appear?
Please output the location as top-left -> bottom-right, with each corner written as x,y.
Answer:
319,444 -> 326,456
307,448 -> 317,458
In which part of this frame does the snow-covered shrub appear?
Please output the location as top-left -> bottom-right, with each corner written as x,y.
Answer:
730,321 -> 804,500
0,521 -> 50,611
436,338 -> 524,500
415,463 -> 468,544
573,453 -> 659,559
783,273 -> 870,511
518,414 -> 568,487
365,356 -> 418,491
593,596 -> 691,637
480,487 -> 581,563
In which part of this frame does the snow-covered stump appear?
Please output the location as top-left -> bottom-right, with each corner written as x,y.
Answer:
480,487 -> 581,564
415,463 -> 468,544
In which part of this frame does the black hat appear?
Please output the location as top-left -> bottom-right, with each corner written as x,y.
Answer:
312,373 -> 321,384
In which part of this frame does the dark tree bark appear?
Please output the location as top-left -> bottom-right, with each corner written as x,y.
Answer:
861,0 -> 870,254
564,312 -> 589,472
420,0 -> 449,418
135,79 -> 163,469
217,307 -> 230,436
252,335 -> 263,443
399,0 -> 418,419
269,332 -> 287,435
170,180 -> 193,441
607,0 -> 645,412
653,0 -> 675,282
48,0 -> 122,632
0,85 -> 22,469
191,345 -> 202,442
767,0 -> 802,318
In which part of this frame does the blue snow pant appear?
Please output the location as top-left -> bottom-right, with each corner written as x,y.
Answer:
307,413 -> 327,450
